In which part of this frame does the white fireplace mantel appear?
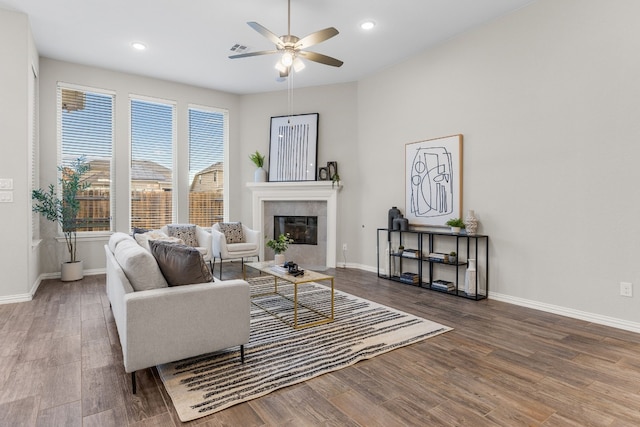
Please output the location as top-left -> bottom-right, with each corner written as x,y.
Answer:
247,181 -> 341,268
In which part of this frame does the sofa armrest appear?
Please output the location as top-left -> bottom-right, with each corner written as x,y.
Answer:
122,280 -> 250,373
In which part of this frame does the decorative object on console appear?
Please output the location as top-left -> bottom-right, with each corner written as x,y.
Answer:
405,134 -> 463,226
268,113 -> 318,182
464,258 -> 477,296
32,156 -> 90,282
266,232 -> 294,265
249,150 -> 267,182
393,214 -> 409,231
449,251 -> 457,264
464,209 -> 478,235
388,206 -> 401,230
445,218 -> 465,233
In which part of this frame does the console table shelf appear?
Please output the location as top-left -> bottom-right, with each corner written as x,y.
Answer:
376,228 -> 489,301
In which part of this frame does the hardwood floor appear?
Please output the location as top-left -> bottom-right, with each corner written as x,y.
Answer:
1,263 -> 640,426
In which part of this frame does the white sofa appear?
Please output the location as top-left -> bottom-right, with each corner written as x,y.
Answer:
105,232 -> 250,393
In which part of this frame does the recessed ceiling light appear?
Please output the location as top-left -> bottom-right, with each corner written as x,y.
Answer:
131,42 -> 147,51
360,21 -> 376,30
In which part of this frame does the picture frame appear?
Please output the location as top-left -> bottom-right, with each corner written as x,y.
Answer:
405,134 -> 463,226
268,113 -> 319,182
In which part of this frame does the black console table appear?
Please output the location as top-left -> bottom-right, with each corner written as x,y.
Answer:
377,228 -> 489,301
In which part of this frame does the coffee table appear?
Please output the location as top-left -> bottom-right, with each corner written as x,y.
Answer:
244,261 -> 334,329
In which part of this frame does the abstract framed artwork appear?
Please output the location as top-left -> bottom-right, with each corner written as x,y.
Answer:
268,113 -> 319,182
405,134 -> 463,226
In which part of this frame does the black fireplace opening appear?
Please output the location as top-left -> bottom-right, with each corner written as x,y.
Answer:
274,216 -> 318,245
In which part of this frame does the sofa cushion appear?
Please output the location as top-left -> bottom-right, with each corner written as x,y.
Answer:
150,240 -> 213,287
134,230 -> 184,252
108,232 -> 135,253
114,239 -> 168,291
218,222 -> 245,243
167,224 -> 198,247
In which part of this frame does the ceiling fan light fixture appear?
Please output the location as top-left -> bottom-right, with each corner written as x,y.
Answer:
275,61 -> 288,73
281,51 -> 294,67
293,57 -> 305,72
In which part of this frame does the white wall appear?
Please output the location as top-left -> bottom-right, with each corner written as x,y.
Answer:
356,0 -> 640,327
0,9 -> 38,301
238,83 -> 359,261
37,58 -> 241,274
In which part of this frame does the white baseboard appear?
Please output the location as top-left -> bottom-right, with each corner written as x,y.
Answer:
489,292 -> 640,334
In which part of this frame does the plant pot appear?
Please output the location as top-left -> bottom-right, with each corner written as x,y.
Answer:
449,256 -> 457,264
274,254 -> 285,266
450,226 -> 461,233
254,167 -> 267,182
61,260 -> 83,282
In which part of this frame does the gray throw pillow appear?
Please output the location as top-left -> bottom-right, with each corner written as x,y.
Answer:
218,222 -> 245,243
149,240 -> 213,286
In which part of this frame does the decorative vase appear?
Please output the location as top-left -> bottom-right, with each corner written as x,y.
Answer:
393,215 -> 409,231
464,259 -> 477,295
61,260 -> 83,282
254,167 -> 267,182
388,206 -> 401,230
274,253 -> 285,266
465,210 -> 478,235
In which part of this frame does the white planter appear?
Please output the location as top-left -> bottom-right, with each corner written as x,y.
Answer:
274,254 -> 285,266
61,260 -> 83,282
450,226 -> 461,233
254,167 -> 267,182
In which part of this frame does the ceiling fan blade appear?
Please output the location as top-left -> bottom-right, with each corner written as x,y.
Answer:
229,50 -> 278,59
295,27 -> 339,49
298,50 -> 343,67
247,22 -> 285,48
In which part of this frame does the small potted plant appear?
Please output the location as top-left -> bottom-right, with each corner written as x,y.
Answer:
266,233 -> 294,265
445,218 -> 466,233
449,251 -> 457,264
32,156 -> 90,281
249,151 -> 267,182
397,245 -> 404,256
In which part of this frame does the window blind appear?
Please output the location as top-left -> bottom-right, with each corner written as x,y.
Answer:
130,97 -> 176,229
58,84 -> 114,232
188,106 -> 227,227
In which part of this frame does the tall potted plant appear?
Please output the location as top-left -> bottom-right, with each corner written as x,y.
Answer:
266,233 -> 294,265
32,156 -> 90,281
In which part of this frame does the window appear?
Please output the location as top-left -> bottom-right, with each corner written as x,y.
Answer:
188,105 -> 227,227
58,84 -> 114,232
130,96 -> 176,229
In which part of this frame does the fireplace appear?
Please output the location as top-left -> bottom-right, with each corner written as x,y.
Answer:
274,216 -> 318,245
247,181 -> 340,268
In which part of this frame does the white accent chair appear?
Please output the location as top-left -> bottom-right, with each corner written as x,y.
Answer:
211,223 -> 260,278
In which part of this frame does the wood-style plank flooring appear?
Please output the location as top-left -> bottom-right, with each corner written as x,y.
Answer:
1,263 -> 640,426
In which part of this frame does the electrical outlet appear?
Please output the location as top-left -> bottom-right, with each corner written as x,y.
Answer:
342,243 -> 348,251
620,282 -> 633,297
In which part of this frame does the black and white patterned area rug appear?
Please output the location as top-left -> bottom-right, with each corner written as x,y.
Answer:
157,278 -> 452,421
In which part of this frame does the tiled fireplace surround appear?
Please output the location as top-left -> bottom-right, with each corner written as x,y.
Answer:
247,182 -> 339,269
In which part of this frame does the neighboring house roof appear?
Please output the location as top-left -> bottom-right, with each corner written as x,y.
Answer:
81,158 -> 172,187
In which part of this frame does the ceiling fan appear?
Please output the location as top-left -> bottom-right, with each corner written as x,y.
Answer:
229,0 -> 343,78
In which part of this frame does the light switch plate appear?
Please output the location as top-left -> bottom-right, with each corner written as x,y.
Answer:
0,191 -> 13,202
0,179 -> 13,190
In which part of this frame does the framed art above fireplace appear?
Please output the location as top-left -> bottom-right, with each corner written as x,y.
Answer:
268,113 -> 318,182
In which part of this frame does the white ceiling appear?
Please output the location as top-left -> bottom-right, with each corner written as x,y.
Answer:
0,0 -> 536,95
